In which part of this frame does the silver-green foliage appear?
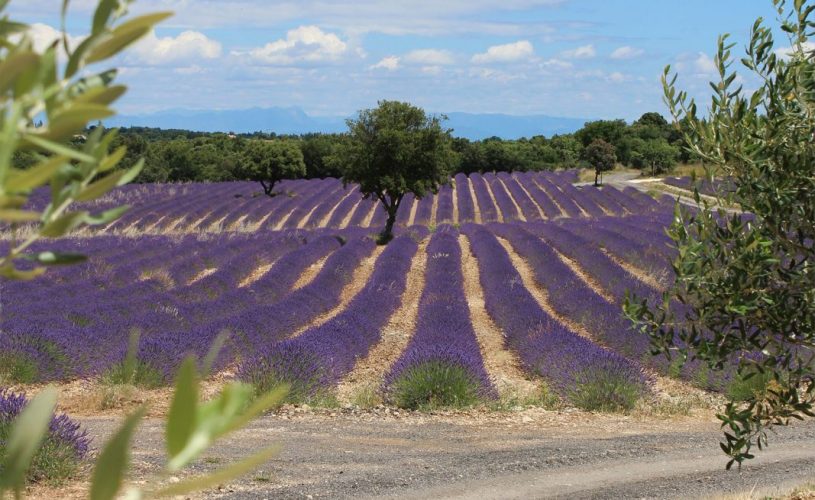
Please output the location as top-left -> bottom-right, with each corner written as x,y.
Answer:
625,0 -> 815,469
0,0 -> 171,280
0,1 -> 287,497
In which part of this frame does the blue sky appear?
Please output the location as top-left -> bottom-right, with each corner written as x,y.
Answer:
9,0 -> 786,120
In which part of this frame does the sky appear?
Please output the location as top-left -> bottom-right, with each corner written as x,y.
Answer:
8,0 -> 787,120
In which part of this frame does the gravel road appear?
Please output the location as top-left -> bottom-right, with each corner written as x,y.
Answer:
75,409 -> 815,499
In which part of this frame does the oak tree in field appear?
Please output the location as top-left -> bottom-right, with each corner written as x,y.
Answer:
584,138 -> 616,186
237,139 -> 305,196
334,100 -> 456,243
625,0 -> 815,468
637,138 -> 678,176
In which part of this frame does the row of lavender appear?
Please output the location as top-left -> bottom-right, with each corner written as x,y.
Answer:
16,171 -> 674,236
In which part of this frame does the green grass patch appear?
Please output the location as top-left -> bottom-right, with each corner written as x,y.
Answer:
726,370 -> 775,402
389,361 -> 482,410
101,360 -> 165,388
568,373 -> 644,413
0,353 -> 38,384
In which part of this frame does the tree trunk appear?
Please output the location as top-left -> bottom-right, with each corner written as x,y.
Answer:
594,170 -> 600,186
380,210 -> 397,244
260,180 -> 276,197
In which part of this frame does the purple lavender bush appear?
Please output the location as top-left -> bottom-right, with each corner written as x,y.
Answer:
385,227 -> 494,408
238,230 -> 424,401
463,223 -> 649,411
0,389 -> 90,485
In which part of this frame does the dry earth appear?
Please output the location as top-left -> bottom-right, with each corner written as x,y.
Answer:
30,407 -> 815,500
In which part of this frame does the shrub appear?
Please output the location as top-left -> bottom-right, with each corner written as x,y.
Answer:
388,360 -> 481,410
0,390 -> 90,486
0,354 -> 38,384
567,370 -> 644,413
101,360 -> 165,389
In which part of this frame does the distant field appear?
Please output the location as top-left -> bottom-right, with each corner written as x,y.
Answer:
2,170 -> 703,409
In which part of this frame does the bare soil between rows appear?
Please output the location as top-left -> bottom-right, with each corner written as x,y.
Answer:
31,403 -> 815,499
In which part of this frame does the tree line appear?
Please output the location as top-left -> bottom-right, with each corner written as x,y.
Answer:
10,110 -> 692,185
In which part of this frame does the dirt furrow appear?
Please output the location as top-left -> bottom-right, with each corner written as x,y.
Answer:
467,177 -> 483,224
291,254 -> 331,290
287,246 -> 386,339
451,182 -> 460,224
496,237 -> 596,341
534,233 -> 617,303
459,235 -> 538,398
514,178 -> 547,219
335,241 -> 428,403
362,202 -> 378,228
273,208 -> 297,230
319,189 -> 355,228
429,191 -> 439,226
482,179 -> 505,223
602,249 -> 670,291
339,199 -> 362,229
497,179 -> 527,222
296,205 -> 320,229
406,197 -> 419,226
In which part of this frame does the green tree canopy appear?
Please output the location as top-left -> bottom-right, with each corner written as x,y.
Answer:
236,139 -> 306,196
334,100 -> 456,242
637,138 -> 678,176
584,139 -> 616,186
625,0 -> 815,468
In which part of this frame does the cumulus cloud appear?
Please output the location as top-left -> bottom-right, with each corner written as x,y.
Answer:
242,26 -> 348,65
610,45 -> 644,60
11,23 -> 82,55
540,58 -> 572,70
130,30 -> 222,65
774,41 -> 815,60
693,52 -> 717,74
404,48 -> 455,65
561,44 -> 595,59
471,40 -> 534,64
608,71 -> 626,83
370,55 -> 400,70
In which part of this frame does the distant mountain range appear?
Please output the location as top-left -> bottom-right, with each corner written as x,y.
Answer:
103,107 -> 591,140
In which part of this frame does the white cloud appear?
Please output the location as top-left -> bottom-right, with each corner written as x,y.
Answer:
694,52 -> 717,74
242,25 -> 348,65
561,44 -> 595,59
370,55 -> 400,70
130,30 -> 222,65
471,40 -> 534,64
404,49 -> 455,65
420,65 -> 442,75
540,58 -> 572,70
608,71 -> 626,83
610,45 -> 644,60
774,41 -> 815,60
11,23 -> 82,55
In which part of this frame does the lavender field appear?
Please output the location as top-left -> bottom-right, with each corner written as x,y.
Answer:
2,170 -> 685,409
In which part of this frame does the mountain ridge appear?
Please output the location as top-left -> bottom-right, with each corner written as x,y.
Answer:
103,106 -> 591,140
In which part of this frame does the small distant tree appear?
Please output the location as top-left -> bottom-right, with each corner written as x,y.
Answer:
584,139 -> 616,186
334,100 -> 456,243
638,138 -> 678,176
237,140 -> 305,196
